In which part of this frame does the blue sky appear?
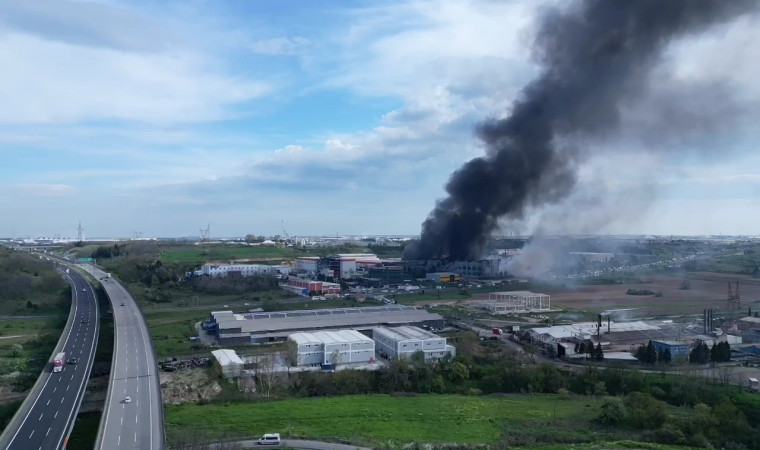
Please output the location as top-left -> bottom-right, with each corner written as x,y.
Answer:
1,0 -> 759,238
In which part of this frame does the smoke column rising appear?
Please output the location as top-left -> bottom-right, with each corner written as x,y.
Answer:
404,0 -> 756,261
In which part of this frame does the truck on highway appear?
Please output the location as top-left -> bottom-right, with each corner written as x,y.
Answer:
53,352 -> 66,372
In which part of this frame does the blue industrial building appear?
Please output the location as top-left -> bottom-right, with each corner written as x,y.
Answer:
652,340 -> 689,358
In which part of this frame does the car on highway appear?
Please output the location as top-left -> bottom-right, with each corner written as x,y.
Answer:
67,357 -> 78,365
81,318 -> 88,323
124,396 -> 131,403
120,302 -> 125,306
257,433 -> 281,445
82,288 -> 87,292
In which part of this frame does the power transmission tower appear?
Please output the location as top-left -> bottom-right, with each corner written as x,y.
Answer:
77,222 -> 84,242
199,224 -> 211,242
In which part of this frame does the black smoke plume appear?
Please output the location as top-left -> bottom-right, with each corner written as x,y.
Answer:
404,0 -> 756,261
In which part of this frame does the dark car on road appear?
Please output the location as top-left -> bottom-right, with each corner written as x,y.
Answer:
67,357 -> 78,365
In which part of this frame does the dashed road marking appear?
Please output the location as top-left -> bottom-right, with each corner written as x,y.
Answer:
29,430 -> 34,438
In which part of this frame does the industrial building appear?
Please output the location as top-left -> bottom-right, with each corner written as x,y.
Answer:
425,272 -> 461,283
739,316 -> 760,332
373,326 -> 456,361
288,330 -> 375,367
211,349 -> 244,378
295,257 -> 320,275
487,291 -> 550,312
285,276 -> 341,296
652,340 -> 689,359
210,305 -> 445,345
192,263 -> 291,278
366,265 -> 405,285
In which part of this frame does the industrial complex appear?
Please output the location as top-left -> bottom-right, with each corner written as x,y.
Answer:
208,305 -> 445,345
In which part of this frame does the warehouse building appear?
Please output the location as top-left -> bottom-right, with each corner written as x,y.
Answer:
652,340 -> 690,359
192,263 -> 291,278
373,326 -> 455,362
210,306 -> 445,345
288,330 -> 375,367
211,349 -> 244,378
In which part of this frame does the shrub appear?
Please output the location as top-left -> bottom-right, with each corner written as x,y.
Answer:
597,397 -> 625,426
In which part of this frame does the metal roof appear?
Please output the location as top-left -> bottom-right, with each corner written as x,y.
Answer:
374,325 -> 441,342
215,306 -> 442,335
211,349 -> 243,366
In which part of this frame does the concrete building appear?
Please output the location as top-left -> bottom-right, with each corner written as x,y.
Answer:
211,349 -> 244,378
488,291 -> 550,312
210,306 -> 445,345
296,257 -> 320,275
286,277 -> 341,295
652,340 -> 689,359
367,266 -> 405,285
373,326 -> 455,361
288,330 -> 375,367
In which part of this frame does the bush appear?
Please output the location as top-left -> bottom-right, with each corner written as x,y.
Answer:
597,397 -> 625,426
623,392 -> 667,429
641,426 -> 686,445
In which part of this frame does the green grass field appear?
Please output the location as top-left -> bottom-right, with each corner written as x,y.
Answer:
145,310 -> 206,357
165,394 -> 602,447
160,245 -> 301,264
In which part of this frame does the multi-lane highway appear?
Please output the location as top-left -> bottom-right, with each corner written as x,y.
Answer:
0,266 -> 99,450
79,264 -> 164,450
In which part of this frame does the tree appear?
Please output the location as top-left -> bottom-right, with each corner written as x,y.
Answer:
594,343 -> 604,361
689,341 -> 710,364
597,397 -> 625,425
255,354 -> 281,398
710,343 -> 719,362
329,349 -> 342,367
662,348 -> 672,364
645,340 -> 657,365
634,344 -> 646,362
578,341 -> 586,355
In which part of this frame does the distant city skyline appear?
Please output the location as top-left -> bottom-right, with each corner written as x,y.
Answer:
1,1 -> 759,238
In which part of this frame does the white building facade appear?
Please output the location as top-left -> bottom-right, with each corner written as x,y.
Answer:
288,330 -> 375,367
373,326 -> 455,362
211,349 -> 244,378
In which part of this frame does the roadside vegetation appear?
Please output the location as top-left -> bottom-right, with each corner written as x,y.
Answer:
0,248 -> 70,431
164,332 -> 760,449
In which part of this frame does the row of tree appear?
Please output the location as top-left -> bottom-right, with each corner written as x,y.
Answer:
634,340 -> 731,365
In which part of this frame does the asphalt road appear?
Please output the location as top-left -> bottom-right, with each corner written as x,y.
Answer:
1,267 -> 99,450
79,264 -> 164,450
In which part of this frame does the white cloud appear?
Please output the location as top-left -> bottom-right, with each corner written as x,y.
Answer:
249,36 -> 311,55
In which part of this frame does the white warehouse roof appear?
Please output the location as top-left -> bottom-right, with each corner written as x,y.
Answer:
289,329 -> 372,346
211,349 -> 243,366
374,326 -> 440,341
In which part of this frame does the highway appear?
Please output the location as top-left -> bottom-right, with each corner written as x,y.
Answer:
0,266 -> 99,450
79,264 -> 164,450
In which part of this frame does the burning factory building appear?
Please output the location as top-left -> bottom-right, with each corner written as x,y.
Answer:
403,0 -> 757,272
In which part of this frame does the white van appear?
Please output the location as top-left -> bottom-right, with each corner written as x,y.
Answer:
257,433 -> 281,445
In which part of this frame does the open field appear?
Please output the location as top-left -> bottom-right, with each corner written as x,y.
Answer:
465,272 -> 760,316
160,245 -> 303,264
165,394 -> 603,447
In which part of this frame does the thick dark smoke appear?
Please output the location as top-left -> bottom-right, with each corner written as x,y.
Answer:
404,0 -> 756,261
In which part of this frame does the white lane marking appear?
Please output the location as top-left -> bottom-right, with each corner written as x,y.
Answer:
54,411 -> 58,418
46,399 -> 50,406
46,427 -> 51,436
135,415 -> 138,423
38,413 -> 43,421
60,397 -> 64,404
66,384 -> 70,391
53,387 -> 56,393
121,417 -> 123,425
29,430 -> 34,438
134,432 -> 137,442
118,435 -> 120,446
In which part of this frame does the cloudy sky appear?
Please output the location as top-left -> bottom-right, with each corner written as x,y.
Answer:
1,0 -> 759,239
